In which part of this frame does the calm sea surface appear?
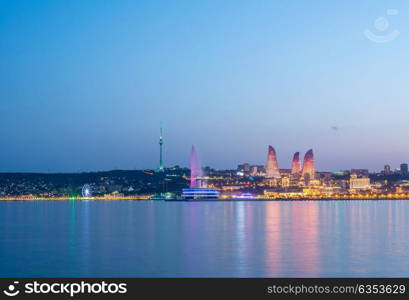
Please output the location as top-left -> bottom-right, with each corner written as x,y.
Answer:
1,200 -> 409,277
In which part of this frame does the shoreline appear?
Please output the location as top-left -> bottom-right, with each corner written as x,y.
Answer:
1,197 -> 409,201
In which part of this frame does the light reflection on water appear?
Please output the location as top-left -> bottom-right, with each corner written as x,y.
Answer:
1,200 -> 409,277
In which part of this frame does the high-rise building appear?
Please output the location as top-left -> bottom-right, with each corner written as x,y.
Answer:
401,163 -> 408,174
265,146 -> 280,178
384,164 -> 391,174
158,125 -> 164,172
349,174 -> 371,189
302,149 -> 315,180
291,152 -> 302,174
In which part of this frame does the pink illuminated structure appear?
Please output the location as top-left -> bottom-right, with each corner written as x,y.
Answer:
291,152 -> 302,174
302,149 -> 315,180
265,145 -> 280,178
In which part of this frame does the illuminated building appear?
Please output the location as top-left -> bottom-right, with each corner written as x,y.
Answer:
279,169 -> 291,175
302,188 -> 320,196
308,179 -> 322,186
349,174 -> 370,190
281,176 -> 290,188
182,188 -> 219,199
266,178 -> 278,187
291,152 -> 302,174
263,190 -> 280,198
265,146 -> 280,178
302,149 -> 315,180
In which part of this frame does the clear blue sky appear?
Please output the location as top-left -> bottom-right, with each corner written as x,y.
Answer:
1,0 -> 408,172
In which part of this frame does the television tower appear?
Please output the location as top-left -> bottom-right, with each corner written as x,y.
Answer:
158,124 -> 164,172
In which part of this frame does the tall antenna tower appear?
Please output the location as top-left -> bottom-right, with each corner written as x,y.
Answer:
159,124 -> 164,172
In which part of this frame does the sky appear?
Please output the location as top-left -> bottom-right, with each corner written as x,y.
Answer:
1,0 -> 409,172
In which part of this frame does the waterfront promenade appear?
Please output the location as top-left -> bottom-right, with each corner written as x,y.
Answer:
2,193 -> 409,201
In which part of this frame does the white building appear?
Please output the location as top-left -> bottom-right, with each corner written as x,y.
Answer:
349,174 -> 371,190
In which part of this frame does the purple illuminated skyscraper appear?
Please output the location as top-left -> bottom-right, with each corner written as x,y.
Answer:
291,152 -> 302,174
265,145 -> 280,178
302,149 -> 315,180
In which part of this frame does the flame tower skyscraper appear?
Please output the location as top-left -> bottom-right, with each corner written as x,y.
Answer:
265,145 -> 280,178
291,152 -> 302,174
302,149 -> 315,179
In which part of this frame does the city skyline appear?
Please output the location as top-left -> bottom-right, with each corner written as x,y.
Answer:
0,133 -> 408,174
2,120 -> 409,174
3,0 -> 409,284
1,1 -> 409,172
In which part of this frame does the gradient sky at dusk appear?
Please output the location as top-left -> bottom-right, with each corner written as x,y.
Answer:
1,0 -> 409,172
